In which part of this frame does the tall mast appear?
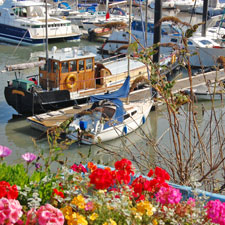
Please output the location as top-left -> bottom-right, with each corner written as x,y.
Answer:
128,0 -> 132,75
153,0 -> 162,64
202,0 -> 208,37
45,0 -> 49,90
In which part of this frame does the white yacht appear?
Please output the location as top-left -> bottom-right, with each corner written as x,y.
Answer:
0,0 -> 82,45
149,0 -> 175,10
99,19 -> 182,55
174,0 -> 203,12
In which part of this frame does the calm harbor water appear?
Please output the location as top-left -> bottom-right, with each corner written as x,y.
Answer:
0,9 -> 224,168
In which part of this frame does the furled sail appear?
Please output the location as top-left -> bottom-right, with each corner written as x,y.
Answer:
4,60 -> 46,71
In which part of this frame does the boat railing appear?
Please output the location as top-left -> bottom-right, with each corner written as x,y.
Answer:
96,53 -> 126,64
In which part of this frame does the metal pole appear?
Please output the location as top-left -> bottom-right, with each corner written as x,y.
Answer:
128,0 -> 132,74
153,0 -> 162,64
145,0 -> 148,47
45,0 -> 49,90
202,0 -> 208,37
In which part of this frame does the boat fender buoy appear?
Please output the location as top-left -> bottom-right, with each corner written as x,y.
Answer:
79,120 -> 88,131
123,125 -> 127,134
142,116 -> 146,124
171,54 -> 176,64
66,74 -> 76,89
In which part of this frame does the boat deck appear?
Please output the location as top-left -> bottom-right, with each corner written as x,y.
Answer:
27,68 -> 225,132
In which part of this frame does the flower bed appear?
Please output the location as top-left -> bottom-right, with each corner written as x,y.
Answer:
0,145 -> 225,224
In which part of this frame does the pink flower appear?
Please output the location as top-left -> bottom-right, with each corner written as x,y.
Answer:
155,186 -> 182,205
0,145 -> 12,158
0,197 -> 23,225
25,208 -> 37,225
85,201 -> 94,211
205,200 -> 225,224
36,204 -> 64,225
70,163 -> 87,173
21,153 -> 37,163
187,197 -> 196,207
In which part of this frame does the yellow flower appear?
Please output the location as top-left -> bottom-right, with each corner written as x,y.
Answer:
102,218 -> 117,225
152,218 -> 158,225
71,194 -> 86,209
67,212 -> 88,225
60,205 -> 73,221
89,213 -> 98,221
136,201 -> 154,217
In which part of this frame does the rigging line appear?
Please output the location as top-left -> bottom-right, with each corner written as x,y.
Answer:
189,0 -> 198,25
6,30 -> 29,65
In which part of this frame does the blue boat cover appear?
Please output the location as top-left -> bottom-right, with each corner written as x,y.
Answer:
90,75 -> 130,124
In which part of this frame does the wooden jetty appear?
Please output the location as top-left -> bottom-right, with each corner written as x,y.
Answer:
172,68 -> 225,93
27,69 -> 225,132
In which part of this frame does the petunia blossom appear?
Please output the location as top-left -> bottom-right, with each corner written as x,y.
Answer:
0,145 -> 12,158
21,152 -> 37,163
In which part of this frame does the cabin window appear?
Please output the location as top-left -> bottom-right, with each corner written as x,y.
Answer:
187,41 -> 193,45
53,62 -> 58,73
40,62 -> 47,71
78,60 -> 84,71
86,58 -> 92,70
70,60 -> 77,72
61,62 -> 69,73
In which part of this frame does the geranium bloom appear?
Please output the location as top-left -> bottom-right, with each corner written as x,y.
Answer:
36,204 -> 64,225
0,145 -> 12,158
26,208 -> 37,225
53,188 -> 65,198
205,199 -> 225,224
114,158 -> 134,175
0,181 -> 18,199
156,186 -> 182,205
21,152 -> 37,163
70,163 -> 87,173
89,168 -> 113,190
0,197 -> 23,224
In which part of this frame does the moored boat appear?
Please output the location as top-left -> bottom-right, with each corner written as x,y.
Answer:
0,0 -> 81,45
67,76 -> 153,144
4,46 -> 150,116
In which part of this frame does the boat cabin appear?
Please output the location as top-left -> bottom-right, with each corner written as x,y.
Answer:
39,47 -> 97,91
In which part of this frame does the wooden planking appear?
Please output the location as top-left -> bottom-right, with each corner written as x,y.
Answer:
172,69 -> 225,93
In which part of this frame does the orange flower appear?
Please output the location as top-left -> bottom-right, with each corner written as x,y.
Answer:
87,162 -> 97,172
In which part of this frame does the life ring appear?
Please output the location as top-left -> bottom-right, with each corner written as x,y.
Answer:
66,74 -> 76,89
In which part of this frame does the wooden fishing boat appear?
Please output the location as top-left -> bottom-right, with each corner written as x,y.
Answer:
4,46 -> 149,116
67,76 -> 153,145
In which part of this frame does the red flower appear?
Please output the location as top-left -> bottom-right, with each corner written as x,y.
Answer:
89,168 -> 113,190
155,167 -> 170,181
0,181 -> 18,199
115,159 -> 134,175
70,164 -> 87,173
111,170 -> 131,185
147,169 -> 154,178
52,188 -> 65,198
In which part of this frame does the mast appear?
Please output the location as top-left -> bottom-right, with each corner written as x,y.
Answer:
128,0 -> 132,75
202,0 -> 208,37
153,0 -> 162,64
45,0 -> 49,90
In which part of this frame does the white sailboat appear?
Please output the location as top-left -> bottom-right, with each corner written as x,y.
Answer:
67,76 -> 153,144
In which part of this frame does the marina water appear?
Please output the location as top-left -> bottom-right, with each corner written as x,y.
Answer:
0,10 -> 224,168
